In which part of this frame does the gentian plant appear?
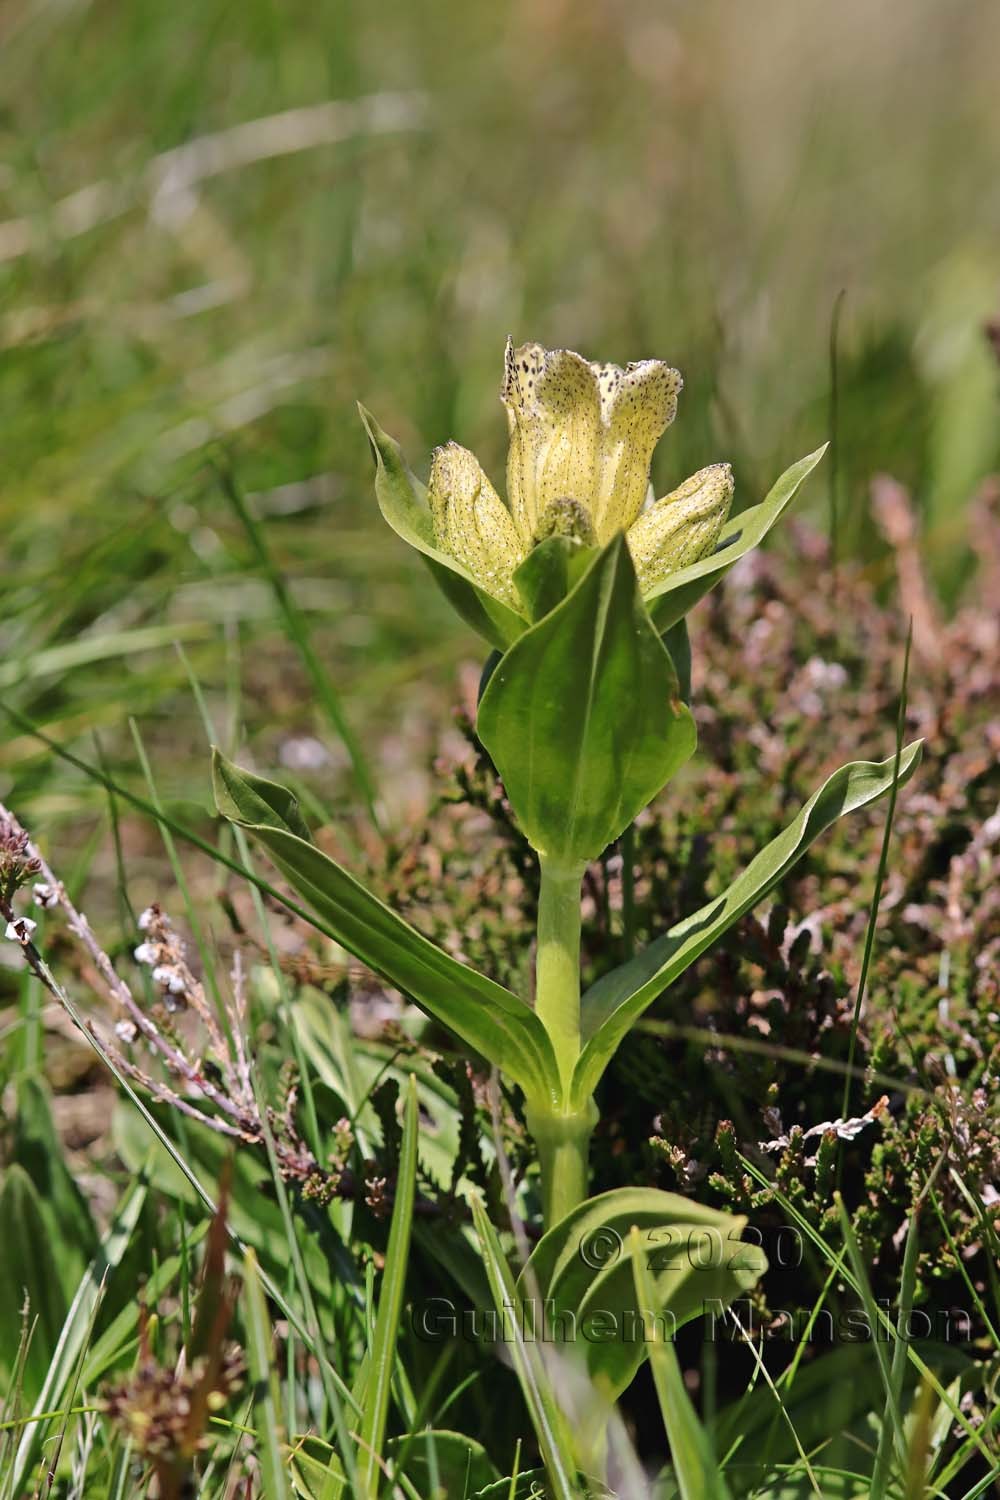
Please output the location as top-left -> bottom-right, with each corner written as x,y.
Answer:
213,338 -> 920,1410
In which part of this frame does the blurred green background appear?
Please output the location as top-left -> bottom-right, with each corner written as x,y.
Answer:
1,0 -> 998,826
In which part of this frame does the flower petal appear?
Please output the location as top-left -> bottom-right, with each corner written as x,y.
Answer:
592,360 -> 683,540
428,441 -> 523,606
502,339 -> 602,544
626,462 -> 734,593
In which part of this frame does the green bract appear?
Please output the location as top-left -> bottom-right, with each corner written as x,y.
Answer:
477,534 -> 697,866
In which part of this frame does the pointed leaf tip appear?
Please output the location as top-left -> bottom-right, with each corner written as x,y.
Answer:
211,747 -> 311,841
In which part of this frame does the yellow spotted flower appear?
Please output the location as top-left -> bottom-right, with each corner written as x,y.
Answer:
427,338 -> 733,606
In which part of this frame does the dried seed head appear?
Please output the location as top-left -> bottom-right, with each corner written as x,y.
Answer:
102,1343 -> 245,1459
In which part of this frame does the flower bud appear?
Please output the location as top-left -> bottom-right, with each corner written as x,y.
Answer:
428,441 -> 524,607
626,463 -> 734,591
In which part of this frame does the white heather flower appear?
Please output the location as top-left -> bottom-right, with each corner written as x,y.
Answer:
32,882 -> 58,909
153,965 -> 187,996
134,942 -> 157,966
5,916 -> 37,943
137,906 -> 157,932
115,1018 -> 138,1044
150,960 -> 187,996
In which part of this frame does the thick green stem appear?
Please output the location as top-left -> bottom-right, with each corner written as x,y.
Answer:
531,857 -> 594,1228
535,858 -> 584,1086
527,1103 -> 597,1228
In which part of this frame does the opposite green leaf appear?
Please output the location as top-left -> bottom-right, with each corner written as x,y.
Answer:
358,404 -> 526,650
571,743 -> 922,1106
644,446 -> 828,635
212,750 -> 561,1108
478,535 -> 698,865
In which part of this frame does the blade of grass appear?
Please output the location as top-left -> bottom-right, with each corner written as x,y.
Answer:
251,1065 -> 359,1491
929,1386 -> 1000,1494
719,1303 -> 823,1498
216,458 -> 379,827
839,621 -> 912,1132
870,1205 -> 922,1497
739,1153 -> 995,1469
8,1173 -> 147,1495
243,1247 -> 292,1500
12,921 -> 359,1435
946,1168 -> 1000,1333
630,1227 -> 732,1500
726,1243 -> 848,1482
927,1185 -> 1000,1347
956,1469 -> 1000,1500
827,286 -> 846,584
358,1075 -> 419,1498
469,1196 -> 578,1500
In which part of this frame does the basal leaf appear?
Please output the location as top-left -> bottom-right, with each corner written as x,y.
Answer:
385,1431 -> 499,1498
213,751 -> 561,1108
358,404 -> 526,650
517,1187 -> 766,1404
478,535 -> 697,865
572,744 -> 922,1106
644,447 -> 828,634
